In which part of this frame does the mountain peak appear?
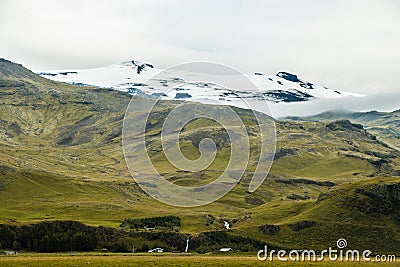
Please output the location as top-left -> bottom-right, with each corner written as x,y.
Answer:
277,71 -> 300,82
119,60 -> 154,74
0,58 -> 46,86
37,59 -> 364,106
277,71 -> 314,89
0,58 -> 29,76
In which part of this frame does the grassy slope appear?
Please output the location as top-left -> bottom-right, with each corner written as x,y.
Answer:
285,110 -> 400,150
1,58 -> 400,253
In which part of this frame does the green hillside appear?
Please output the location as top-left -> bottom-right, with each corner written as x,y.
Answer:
285,110 -> 400,151
1,58 -> 400,253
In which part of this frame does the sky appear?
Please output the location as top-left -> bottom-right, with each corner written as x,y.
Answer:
0,0 -> 400,94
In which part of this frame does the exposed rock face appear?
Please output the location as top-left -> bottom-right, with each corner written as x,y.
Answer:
354,183 -> 400,215
277,72 -> 300,83
326,120 -> 364,132
276,71 -> 314,89
274,147 -> 298,160
274,178 -> 336,187
316,191 -> 332,204
262,89 -> 313,102
259,224 -> 280,235
175,93 -> 192,99
286,193 -> 310,200
288,220 -> 317,231
0,165 -> 15,175
245,196 -> 265,206
131,60 -> 154,74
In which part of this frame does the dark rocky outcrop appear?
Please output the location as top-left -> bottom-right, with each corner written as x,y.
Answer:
131,60 -> 154,74
286,193 -> 310,200
262,90 -> 313,102
245,196 -> 265,206
274,147 -> 298,160
277,72 -> 300,83
353,183 -> 400,215
326,120 -> 364,132
275,178 -> 336,187
276,72 -> 314,89
259,224 -> 280,235
175,93 -> 192,99
288,220 -> 317,231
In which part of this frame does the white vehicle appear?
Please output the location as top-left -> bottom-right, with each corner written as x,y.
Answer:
148,248 -> 164,253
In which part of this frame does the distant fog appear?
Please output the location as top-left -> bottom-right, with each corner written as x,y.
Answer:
268,92 -> 400,118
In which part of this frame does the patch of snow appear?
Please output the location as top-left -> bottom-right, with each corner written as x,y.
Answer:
38,60 -> 365,117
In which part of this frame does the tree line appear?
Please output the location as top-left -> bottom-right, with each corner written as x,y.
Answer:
0,220 -> 268,253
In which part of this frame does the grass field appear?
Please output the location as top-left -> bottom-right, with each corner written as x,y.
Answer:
0,253 -> 399,267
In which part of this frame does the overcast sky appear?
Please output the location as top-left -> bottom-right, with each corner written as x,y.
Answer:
1,0 -> 399,94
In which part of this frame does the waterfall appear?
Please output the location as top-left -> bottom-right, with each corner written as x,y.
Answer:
185,239 -> 189,253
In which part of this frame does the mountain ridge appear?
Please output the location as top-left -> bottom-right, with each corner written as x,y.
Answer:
37,59 -> 363,105
285,109 -> 400,151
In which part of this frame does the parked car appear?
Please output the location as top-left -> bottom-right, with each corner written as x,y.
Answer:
148,248 -> 164,253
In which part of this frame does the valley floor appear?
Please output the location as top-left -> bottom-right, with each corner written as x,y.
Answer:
0,253 -> 399,267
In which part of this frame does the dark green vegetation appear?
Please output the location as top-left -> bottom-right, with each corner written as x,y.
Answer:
120,215 -> 181,231
1,58 -> 400,254
0,220 -> 265,253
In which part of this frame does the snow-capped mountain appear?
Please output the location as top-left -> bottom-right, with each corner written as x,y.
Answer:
39,60 -> 363,112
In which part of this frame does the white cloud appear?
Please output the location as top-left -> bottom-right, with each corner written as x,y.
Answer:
269,92 -> 400,118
